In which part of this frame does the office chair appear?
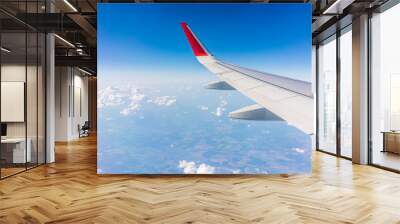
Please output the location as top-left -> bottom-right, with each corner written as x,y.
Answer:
79,121 -> 90,138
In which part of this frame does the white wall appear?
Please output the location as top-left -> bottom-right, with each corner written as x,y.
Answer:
71,73 -> 89,138
55,67 -> 69,141
55,67 -> 89,141
1,65 -> 40,137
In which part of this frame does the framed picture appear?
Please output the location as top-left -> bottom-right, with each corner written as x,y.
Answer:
98,3 -> 312,174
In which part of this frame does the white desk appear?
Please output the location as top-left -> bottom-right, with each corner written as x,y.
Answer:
1,138 -> 31,163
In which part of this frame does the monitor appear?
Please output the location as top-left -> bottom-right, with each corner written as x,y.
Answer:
1,123 -> 7,137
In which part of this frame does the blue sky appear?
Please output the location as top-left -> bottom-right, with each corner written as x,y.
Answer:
98,3 -> 312,83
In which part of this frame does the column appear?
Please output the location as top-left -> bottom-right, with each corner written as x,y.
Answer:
352,14 -> 369,164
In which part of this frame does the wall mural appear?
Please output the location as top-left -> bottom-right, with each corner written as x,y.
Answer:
98,3 -> 312,174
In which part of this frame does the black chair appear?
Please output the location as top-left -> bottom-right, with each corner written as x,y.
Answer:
79,121 -> 90,138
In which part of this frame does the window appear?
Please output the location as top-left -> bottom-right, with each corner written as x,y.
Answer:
317,35 -> 337,154
339,27 -> 352,158
370,3 -> 400,171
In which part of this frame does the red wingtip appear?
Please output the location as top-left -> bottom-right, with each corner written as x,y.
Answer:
180,22 -> 208,57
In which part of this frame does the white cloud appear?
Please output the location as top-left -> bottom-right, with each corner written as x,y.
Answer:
120,102 -> 140,116
232,169 -> 241,174
98,86 -> 126,108
99,86 -> 179,116
197,163 -> 215,174
99,86 -> 177,114
120,108 -> 134,116
262,130 -> 271,135
220,99 -> 228,106
119,90 -> 146,116
96,85 -> 146,116
215,107 -> 223,117
178,160 -> 197,174
212,98 -> 228,117
130,93 -> 145,101
292,148 -> 305,154
98,86 -> 146,112
148,96 -> 176,107
199,106 -> 208,111
178,160 -> 215,174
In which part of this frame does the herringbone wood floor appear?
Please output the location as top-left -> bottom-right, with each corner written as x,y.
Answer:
1,135 -> 400,224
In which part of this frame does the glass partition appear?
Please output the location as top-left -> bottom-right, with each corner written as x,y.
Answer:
27,30 -> 38,169
0,1 -> 46,179
1,31 -> 28,177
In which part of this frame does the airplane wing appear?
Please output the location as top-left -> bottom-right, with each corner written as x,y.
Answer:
180,22 -> 314,135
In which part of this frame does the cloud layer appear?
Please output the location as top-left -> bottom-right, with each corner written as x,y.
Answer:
148,96 -> 176,107
98,85 -> 176,116
98,86 -> 127,108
